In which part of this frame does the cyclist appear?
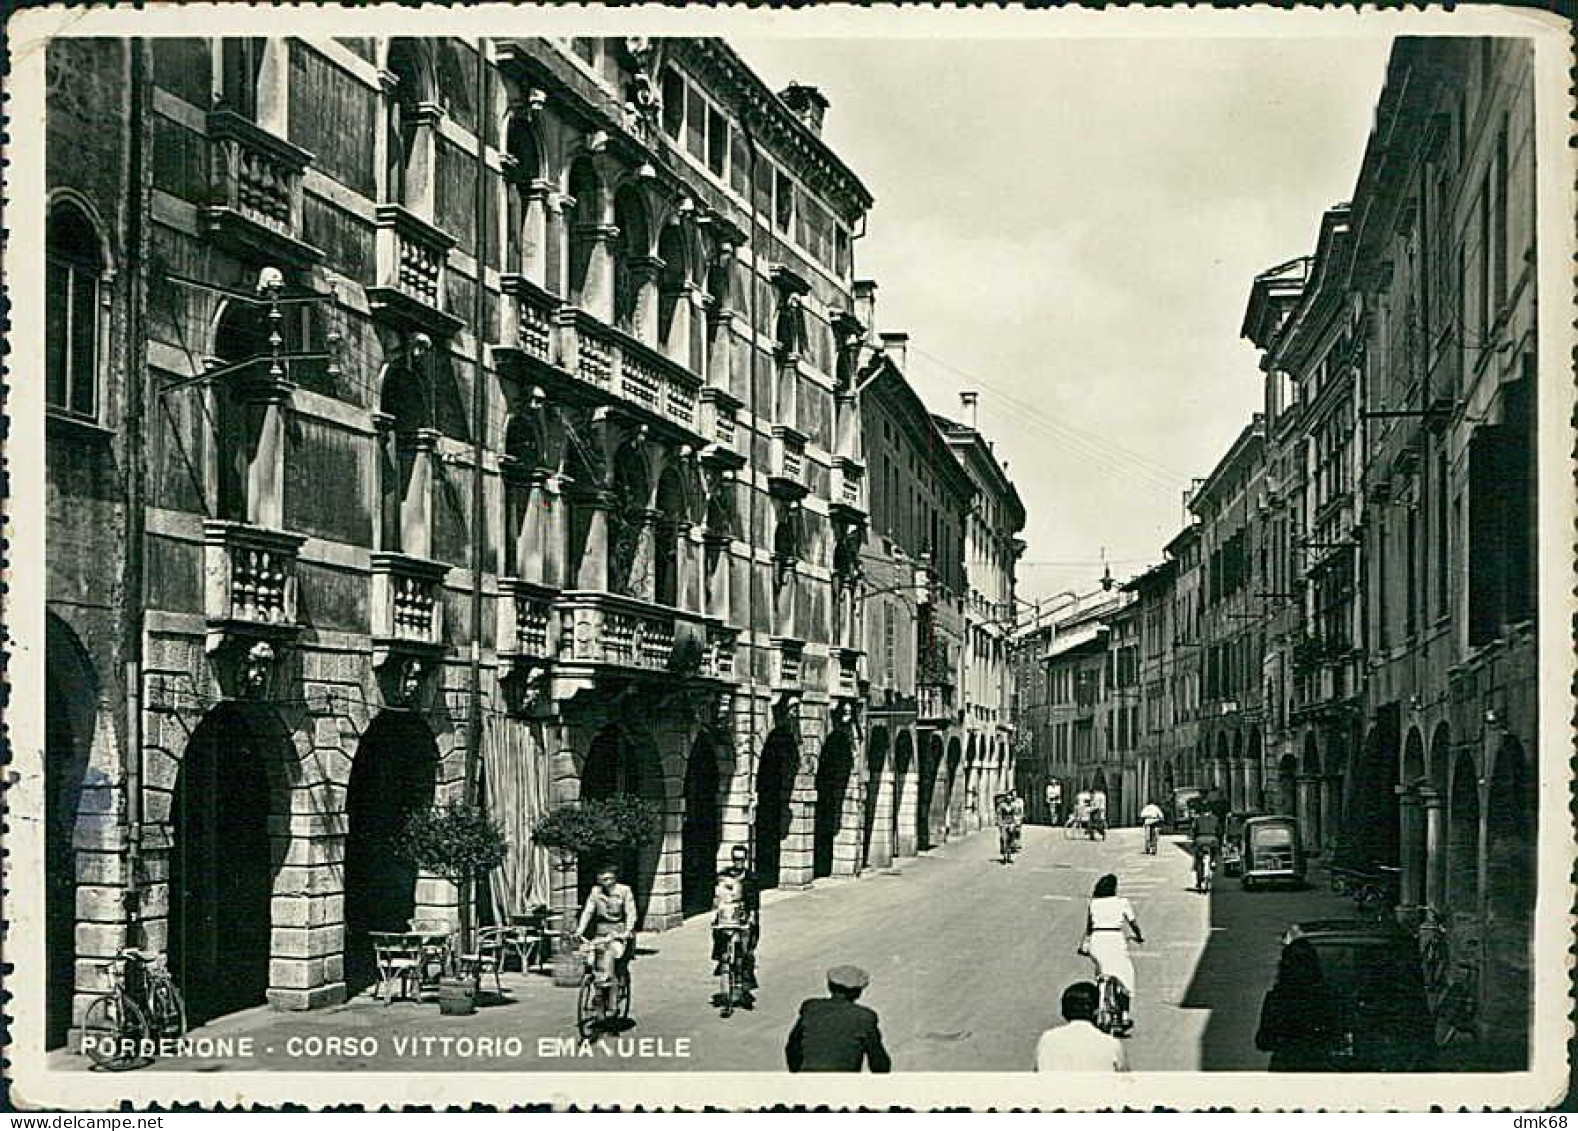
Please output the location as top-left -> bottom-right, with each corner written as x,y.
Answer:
1010,790 -> 1027,852
1139,799 -> 1165,854
1190,805 -> 1222,892
712,845 -> 760,992
1073,789 -> 1092,837
1045,780 -> 1063,827
576,862 -> 637,1012
1076,873 -> 1144,1034
995,793 -> 1018,863
1089,788 -> 1108,840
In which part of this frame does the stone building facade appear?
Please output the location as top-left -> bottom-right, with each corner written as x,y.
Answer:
43,34 -> 895,1037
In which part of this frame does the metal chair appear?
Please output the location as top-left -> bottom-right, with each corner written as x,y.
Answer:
456,927 -> 506,995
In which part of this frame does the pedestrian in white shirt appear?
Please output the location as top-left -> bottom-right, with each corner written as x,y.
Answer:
1034,982 -> 1129,1072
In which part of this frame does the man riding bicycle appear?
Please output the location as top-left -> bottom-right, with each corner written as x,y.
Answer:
712,845 -> 760,993
1010,790 -> 1026,849
1190,806 -> 1222,892
576,863 -> 637,1010
1139,800 -> 1165,854
995,793 -> 1019,863
1088,788 -> 1108,841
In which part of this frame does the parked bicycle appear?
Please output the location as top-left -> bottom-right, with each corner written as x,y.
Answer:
576,937 -> 632,1039
81,948 -> 187,1071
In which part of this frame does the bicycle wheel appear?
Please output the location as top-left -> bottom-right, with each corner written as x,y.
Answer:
576,976 -> 599,1040
719,945 -> 736,1016
146,976 -> 187,1039
1093,980 -> 1115,1034
82,993 -> 151,1071
616,966 -> 632,1021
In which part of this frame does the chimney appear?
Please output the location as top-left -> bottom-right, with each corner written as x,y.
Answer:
853,279 -> 878,341
779,83 -> 829,136
960,391 -> 979,430
880,331 -> 909,372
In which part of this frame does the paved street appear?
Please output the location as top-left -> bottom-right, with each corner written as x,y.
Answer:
64,826 -> 1358,1074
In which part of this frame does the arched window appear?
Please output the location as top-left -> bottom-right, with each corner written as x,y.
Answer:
566,156 -> 603,308
505,113 -> 545,280
608,442 -> 650,596
657,222 -> 689,352
611,185 -> 650,335
654,466 -> 685,607
220,39 -> 266,119
46,202 -> 103,420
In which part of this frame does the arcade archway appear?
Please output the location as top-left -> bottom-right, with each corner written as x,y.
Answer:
579,724 -> 666,916
169,704 -> 286,1026
861,727 -> 890,870
1485,736 -> 1534,1063
753,728 -> 799,889
45,617 -> 96,1048
891,731 -> 915,857
917,733 -> 944,851
345,712 -> 439,993
681,731 -> 722,918
813,729 -> 855,879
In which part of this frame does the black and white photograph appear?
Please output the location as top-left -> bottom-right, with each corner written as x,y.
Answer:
7,2 -> 1573,1112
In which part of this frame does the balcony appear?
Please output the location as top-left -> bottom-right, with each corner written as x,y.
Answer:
552,311 -> 705,443
202,520 -> 306,652
202,111 -> 320,269
499,274 -> 561,366
772,639 -> 805,691
768,425 -> 809,501
916,683 -> 955,727
830,456 -> 865,517
699,386 -> 746,470
557,591 -> 709,678
498,577 -> 558,661
370,552 -> 450,662
369,204 -> 463,338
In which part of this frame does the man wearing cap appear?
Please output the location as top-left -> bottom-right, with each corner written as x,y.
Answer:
785,965 -> 892,1073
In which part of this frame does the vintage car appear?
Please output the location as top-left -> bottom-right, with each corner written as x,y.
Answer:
1220,811 -> 1263,876
1170,786 -> 1204,833
1275,919 -> 1436,1071
1239,815 -> 1306,889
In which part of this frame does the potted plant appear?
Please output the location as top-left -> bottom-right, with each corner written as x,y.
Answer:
397,802 -> 509,1015
532,796 -> 661,986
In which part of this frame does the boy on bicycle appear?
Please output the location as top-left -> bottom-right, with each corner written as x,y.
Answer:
1190,806 -> 1222,891
712,845 -> 760,990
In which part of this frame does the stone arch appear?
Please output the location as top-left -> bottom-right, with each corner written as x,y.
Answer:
891,730 -> 916,858
861,726 -> 891,871
656,219 -> 692,353
1245,727 -> 1263,811
343,710 -> 441,993
753,726 -> 799,889
813,727 -> 856,880
944,735 -> 964,831
681,730 -> 722,918
1484,734 -> 1535,1058
612,182 -> 653,335
577,723 -> 668,921
1428,722 -> 1452,793
566,153 -> 606,304
44,614 -> 99,1049
1445,748 -> 1480,914
1402,725 -> 1426,785
168,701 -> 301,1025
917,732 -> 945,851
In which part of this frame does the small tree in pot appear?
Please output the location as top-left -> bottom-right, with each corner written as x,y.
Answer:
532,796 -> 661,986
397,802 -> 509,1013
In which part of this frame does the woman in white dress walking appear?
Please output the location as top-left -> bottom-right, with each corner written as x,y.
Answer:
1077,873 -> 1144,1033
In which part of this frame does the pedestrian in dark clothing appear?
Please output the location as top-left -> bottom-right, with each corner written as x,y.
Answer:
785,966 -> 892,1073
1255,938 -> 1344,1071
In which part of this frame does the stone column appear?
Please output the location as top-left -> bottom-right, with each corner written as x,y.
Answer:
1296,774 -> 1322,855
575,491 -> 611,591
399,427 -> 440,560
521,180 -> 552,285
707,310 -> 735,390
1398,786 -> 1425,910
244,381 -> 291,529
661,283 -> 693,365
1228,759 -> 1245,811
542,477 -> 566,589
1420,786 -> 1444,910
523,472 -> 551,585
628,256 -> 663,344
687,287 -> 708,376
630,509 -> 659,602
402,103 -> 445,219
544,197 -> 566,297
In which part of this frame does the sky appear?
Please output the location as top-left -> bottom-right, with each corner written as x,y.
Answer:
733,35 -> 1394,605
